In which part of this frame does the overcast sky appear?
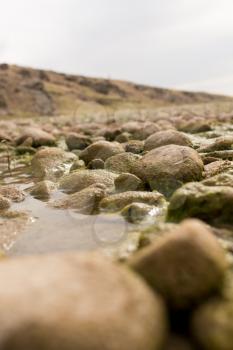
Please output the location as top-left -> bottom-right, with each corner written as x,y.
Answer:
1,0 -> 233,95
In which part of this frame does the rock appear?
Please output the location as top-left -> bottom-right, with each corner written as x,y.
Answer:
88,158 -> 105,169
79,141 -> 124,164
100,191 -> 166,212
198,136 -> 233,153
167,182 -> 233,225
177,117 -> 212,133
0,195 -> 11,210
164,335 -> 197,350
192,298 -> 233,350
124,140 -> 144,154
65,132 -> 91,150
69,159 -> 85,172
129,219 -> 227,308
204,160 -> 233,178
59,169 -> 117,194
0,252 -> 167,350
144,130 -> 192,151
31,147 -> 76,180
115,132 -> 131,143
16,127 -> 55,147
115,173 -> 143,192
0,185 -> 25,202
121,203 -> 159,223
15,146 -> 36,155
132,145 -> 204,197
28,181 -> 57,199
51,184 -> 106,214
0,211 -> 31,251
122,121 -> 160,140
202,173 -> 233,187
105,152 -> 141,174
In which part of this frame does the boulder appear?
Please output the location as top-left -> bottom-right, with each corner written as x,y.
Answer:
65,132 -> 91,151
31,147 -> 76,180
79,141 -> 124,164
144,130 -> 192,151
28,181 -> 57,199
115,173 -> 143,192
132,145 -> 204,197
167,182 -> 233,225
100,191 -> 166,212
192,298 -> 233,350
59,169 -> 117,194
105,152 -> 140,174
16,127 -> 55,147
51,184 -> 106,214
0,252 -> 167,350
129,219 -> 227,308
0,195 -> 11,210
0,185 -> 25,202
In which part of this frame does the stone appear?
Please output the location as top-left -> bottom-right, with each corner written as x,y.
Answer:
121,202 -> 159,223
100,191 -> 166,212
115,173 -> 143,192
0,185 -> 25,202
192,298 -> 233,350
122,121 -> 160,140
28,181 -> 57,199
204,160 -> 233,178
69,159 -> 85,172
31,147 -> 76,180
16,127 -> 55,147
0,195 -> 11,211
167,182 -> 233,225
177,117 -> 212,133
59,169 -> 117,194
129,219 -> 227,308
115,132 -> 131,143
198,136 -> 233,153
51,184 -> 106,214
0,252 -> 167,350
79,141 -> 124,164
202,173 -> 233,187
144,130 -> 192,151
88,158 -> 105,169
132,145 -> 204,197
124,140 -> 144,154
65,132 -> 91,150
105,152 -> 141,174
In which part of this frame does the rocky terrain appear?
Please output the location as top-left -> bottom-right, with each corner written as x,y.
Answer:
0,65 -> 233,349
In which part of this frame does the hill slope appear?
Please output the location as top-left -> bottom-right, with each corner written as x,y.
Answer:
0,63 -> 232,117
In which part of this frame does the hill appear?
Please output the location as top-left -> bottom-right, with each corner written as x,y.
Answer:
0,63 -> 232,118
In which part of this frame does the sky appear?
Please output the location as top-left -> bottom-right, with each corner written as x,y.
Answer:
1,0 -> 233,95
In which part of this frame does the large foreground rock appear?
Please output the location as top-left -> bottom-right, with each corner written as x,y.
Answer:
129,220 -> 227,308
0,253 -> 167,350
167,182 -> 233,225
192,298 -> 233,350
132,145 -> 204,197
59,169 -> 117,194
79,141 -> 124,164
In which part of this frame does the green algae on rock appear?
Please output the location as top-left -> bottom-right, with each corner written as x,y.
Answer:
115,173 -> 143,192
167,182 -> 233,225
